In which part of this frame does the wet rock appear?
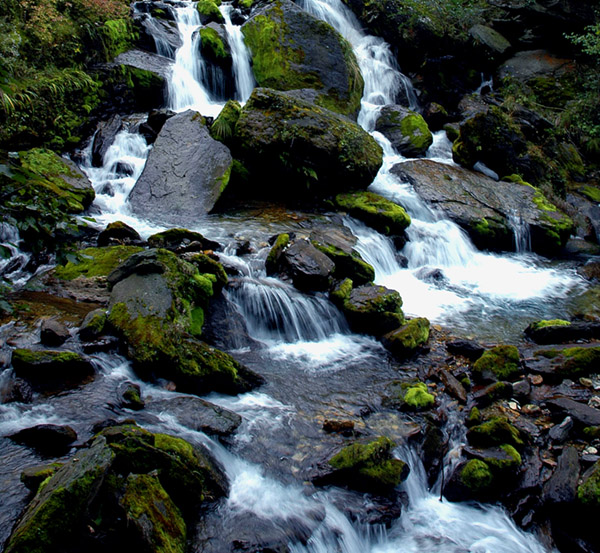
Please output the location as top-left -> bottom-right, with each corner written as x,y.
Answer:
233,88 -> 382,197
542,446 -> 579,505
548,416 -> 573,444
464,445 -> 522,473
446,339 -> 485,361
525,319 -> 600,344
512,378 -> 532,402
472,345 -> 522,383
138,108 -> 176,144
117,381 -> 144,411
439,369 -> 467,403
281,239 -> 335,291
91,115 -> 123,167
11,348 -> 95,389
241,0 -> 363,117
469,24 -> 511,55
129,111 -> 232,226
391,160 -> 573,255
78,309 -> 108,342
112,48 -> 173,80
1,378 -> 33,404
420,419 -> 448,486
134,12 -> 181,56
97,221 -> 142,247
467,417 -> 523,448
40,318 -> 70,347
323,419 -> 355,435
342,284 -> 404,336
20,462 -> 63,492
9,424 -> 77,454
382,317 -> 430,359
472,381 -> 513,407
374,105 -> 433,157
147,228 -> 221,253
384,380 -> 435,412
546,397 -> 600,427
498,49 -> 575,83
147,396 -> 242,437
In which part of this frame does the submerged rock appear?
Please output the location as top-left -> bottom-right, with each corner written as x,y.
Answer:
241,0 -> 363,117
129,110 -> 233,225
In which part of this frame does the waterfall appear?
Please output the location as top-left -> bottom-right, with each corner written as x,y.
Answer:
0,224 -> 31,288
508,213 -> 532,253
221,4 -> 255,102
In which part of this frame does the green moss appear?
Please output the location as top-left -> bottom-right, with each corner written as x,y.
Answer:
461,459 -> 493,491
100,18 -> 136,61
403,381 -> 435,410
584,426 -> 600,440
335,191 -> 411,235
199,27 -> 230,64
398,112 -> 433,153
147,228 -> 208,249
578,461 -> 600,507
472,345 -> 521,381
12,348 -> 83,366
467,417 -> 523,448
210,100 -> 241,142
581,185 -> 600,203
529,319 -> 571,331
311,241 -> 374,285
490,444 -> 522,471
265,233 -> 290,274
20,463 -> 64,493
329,436 -> 408,490
55,245 -> 143,280
196,0 -> 224,23
240,0 -> 254,8
330,278 -> 353,306
189,254 -> 228,289
120,473 -> 187,553
383,317 -> 430,358
467,406 -> 481,427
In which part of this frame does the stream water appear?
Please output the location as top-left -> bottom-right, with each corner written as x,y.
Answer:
0,0 -> 585,550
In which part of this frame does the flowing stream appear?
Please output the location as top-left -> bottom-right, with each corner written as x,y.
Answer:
0,0 -> 583,550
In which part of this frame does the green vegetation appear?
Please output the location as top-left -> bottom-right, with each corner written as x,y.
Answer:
335,191 -> 411,235
383,317 -> 430,358
577,460 -> 600,507
311,241 -> 375,285
210,100 -> 241,142
402,381 -> 435,410
472,345 -> 521,381
330,277 -> 354,306
461,459 -> 493,491
196,0 -> 224,23
535,346 -> 600,379
529,319 -> 571,331
265,233 -> 290,274
55,245 -> 143,280
467,416 -> 523,448
199,27 -> 230,64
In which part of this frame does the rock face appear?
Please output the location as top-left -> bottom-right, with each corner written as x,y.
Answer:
233,88 -> 382,196
241,0 -> 363,117
129,110 -> 233,225
281,239 -> 335,291
374,105 -> 433,157
391,160 -> 573,254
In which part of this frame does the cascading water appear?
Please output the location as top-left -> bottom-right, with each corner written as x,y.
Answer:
221,4 -> 255,102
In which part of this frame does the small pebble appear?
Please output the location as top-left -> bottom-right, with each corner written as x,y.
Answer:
580,377 -> 594,388
584,446 -> 598,455
508,401 -> 519,410
522,404 -> 541,415
531,375 -> 543,386
589,396 -> 600,409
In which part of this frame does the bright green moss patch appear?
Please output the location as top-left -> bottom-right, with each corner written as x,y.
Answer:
12,348 -> 82,366
384,317 -> 430,358
578,461 -> 600,507
335,191 -> 411,235
581,185 -> 600,203
154,433 -> 198,467
330,278 -> 353,306
472,345 -> 521,381
529,319 -> 571,331
199,27 -> 230,63
403,381 -> 435,410
55,246 -> 143,280
398,112 -> 433,153
467,417 -> 523,448
197,0 -> 224,22
467,406 -> 481,427
312,241 -> 375,285
210,100 -> 241,142
461,459 -> 493,491
265,233 -> 290,274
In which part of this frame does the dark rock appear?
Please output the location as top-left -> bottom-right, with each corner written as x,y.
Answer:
233,88 -> 382,197
323,420 -> 355,435
472,381 -> 513,407
392,159 -> 573,255
9,424 -> 77,454
97,221 -> 142,247
512,378 -> 532,401
241,0 -> 363,117
546,397 -> 600,427
78,309 -> 108,342
468,24 -> 511,55
112,48 -> 173,81
129,111 -> 233,226
134,13 -> 181,57
542,446 -> 579,505
375,105 -> 433,157
281,239 -> 335,291
342,284 -> 404,336
525,320 -> 600,345
147,228 -> 221,253
548,416 -> 573,444
138,108 -> 175,144
107,249 -> 166,287
382,317 -> 430,359
20,463 -> 63,492
446,339 -> 484,361
40,318 -> 70,347
147,396 -> 242,437
1,378 -> 34,404
420,419 -> 447,486
91,115 -> 123,167
117,381 -> 144,410
439,369 -> 467,403
498,49 -> 575,83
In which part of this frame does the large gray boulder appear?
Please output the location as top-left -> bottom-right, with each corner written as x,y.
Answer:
234,88 -> 382,196
129,110 -> 233,225
391,160 -> 573,255
241,0 -> 363,117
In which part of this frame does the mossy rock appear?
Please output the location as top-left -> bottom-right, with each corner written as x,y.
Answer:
120,473 -> 186,553
265,233 -> 290,275
335,191 -> 411,236
11,348 -> 95,387
342,284 -> 404,336
234,88 -> 382,196
382,317 -> 430,359
472,345 -> 521,382
241,0 -> 363,117
460,459 -> 493,492
375,106 -> 433,157
578,460 -> 600,508
210,100 -> 241,143
55,246 -> 143,280
534,346 -> 600,379
197,0 -> 224,24
467,417 -> 523,449
400,381 -> 435,410
20,463 -> 64,493
330,277 -> 353,307
328,436 -> 409,494
188,253 -> 228,290
199,26 -> 231,66
311,240 -> 374,286
147,228 -> 220,252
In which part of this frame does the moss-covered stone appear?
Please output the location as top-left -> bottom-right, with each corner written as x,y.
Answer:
529,319 -> 571,331
120,473 -> 186,553
328,436 -> 409,493
534,346 -> 600,379
196,0 -> 224,23
147,228 -> 216,251
466,406 -> 481,427
375,106 -> 433,157
330,277 -> 353,306
460,459 -> 493,492
578,460 -> 600,508
311,240 -> 375,285
55,246 -> 143,280
472,345 -> 521,382
241,0 -> 363,116
486,444 -> 522,472
210,100 -> 241,143
383,317 -> 430,358
199,27 -> 231,65
20,463 -> 64,493
265,233 -> 290,275
402,381 -> 435,410
335,191 -> 411,236
467,417 -> 523,449
342,284 -> 404,336
189,253 -> 228,290
11,348 -> 94,386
